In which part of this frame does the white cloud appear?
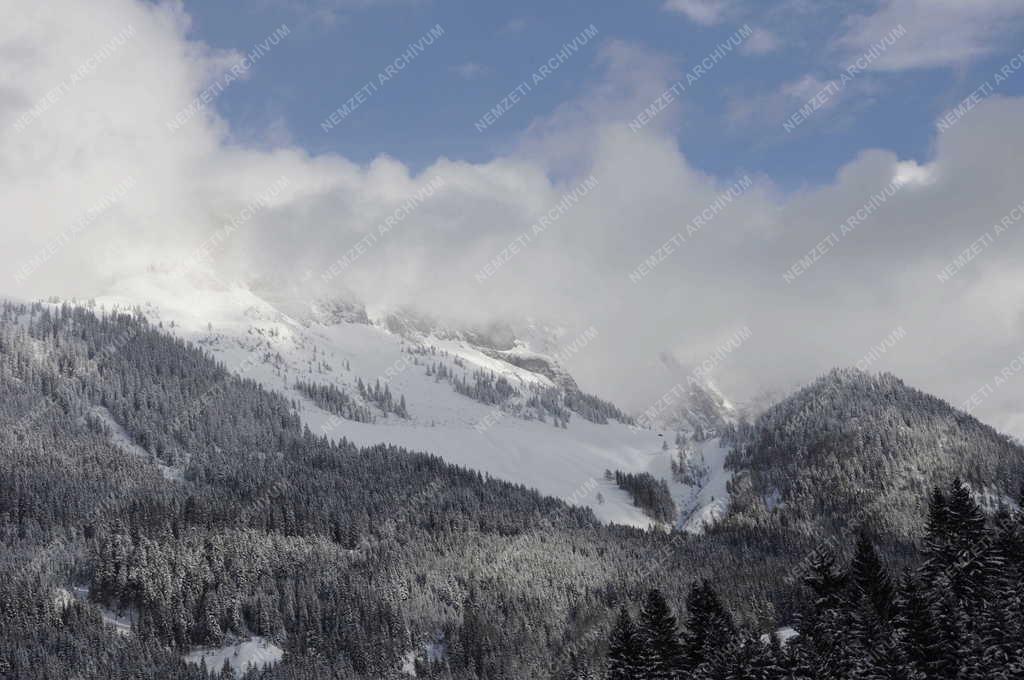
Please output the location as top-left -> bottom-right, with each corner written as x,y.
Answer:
662,0 -> 730,26
6,0 -> 1024,440
892,160 -> 934,187
727,73 -> 876,131
836,0 -> 1024,70
738,27 -> 780,55
452,62 -> 488,80
780,74 -> 835,102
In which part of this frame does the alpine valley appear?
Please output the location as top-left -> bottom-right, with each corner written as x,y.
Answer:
1,273 -> 1022,679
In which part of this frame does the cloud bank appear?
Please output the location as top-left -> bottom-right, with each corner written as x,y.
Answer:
4,0 -> 1024,437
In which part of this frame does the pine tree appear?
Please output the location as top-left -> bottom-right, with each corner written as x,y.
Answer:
922,486 -> 952,580
892,573 -> 938,678
606,606 -> 642,680
943,479 -> 997,608
947,479 -> 987,548
797,547 -> 859,679
716,634 -> 784,680
638,589 -> 685,680
802,547 -> 848,610
849,529 -> 894,623
681,579 -> 736,672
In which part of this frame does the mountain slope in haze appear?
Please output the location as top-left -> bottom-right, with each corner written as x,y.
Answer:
724,368 -> 1024,544
90,273 -> 730,529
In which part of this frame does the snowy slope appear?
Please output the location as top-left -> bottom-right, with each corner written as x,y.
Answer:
678,438 -> 734,534
56,586 -> 136,637
55,582 -> 282,675
90,272 -> 736,530
184,637 -> 284,675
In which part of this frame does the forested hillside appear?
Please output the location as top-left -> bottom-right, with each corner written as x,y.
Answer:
725,368 -> 1024,547
0,305 -> 1021,679
0,302 -> 764,678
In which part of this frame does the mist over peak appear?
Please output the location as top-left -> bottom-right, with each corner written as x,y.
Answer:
4,1 -> 1024,437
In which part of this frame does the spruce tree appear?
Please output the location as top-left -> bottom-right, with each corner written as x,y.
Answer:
945,479 -> 997,608
892,573 -> 939,678
798,547 -> 858,679
849,530 -> 894,622
947,479 -> 987,547
717,633 -> 784,680
802,547 -> 848,610
681,579 -> 736,672
606,606 -> 642,680
922,486 -> 952,580
638,589 -> 685,680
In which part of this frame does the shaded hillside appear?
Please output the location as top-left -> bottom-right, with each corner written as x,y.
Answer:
725,368 -> 1024,545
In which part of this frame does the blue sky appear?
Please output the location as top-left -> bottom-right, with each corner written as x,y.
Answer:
179,0 -> 1024,188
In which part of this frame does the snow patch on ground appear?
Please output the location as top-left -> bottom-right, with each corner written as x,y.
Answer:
62,581 -> 282,672
401,651 -> 417,676
59,586 -> 136,636
678,438 -> 734,534
400,640 -> 447,676
53,587 -> 75,611
99,607 -> 136,637
429,335 -> 556,390
760,626 -> 799,646
184,637 -> 284,676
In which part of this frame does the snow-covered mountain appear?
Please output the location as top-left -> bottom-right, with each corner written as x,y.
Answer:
726,368 -> 1024,543
87,272 -> 738,531
655,378 -> 738,440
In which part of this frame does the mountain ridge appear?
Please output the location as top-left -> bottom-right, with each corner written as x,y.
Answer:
723,367 -> 1024,546
83,274 -> 727,529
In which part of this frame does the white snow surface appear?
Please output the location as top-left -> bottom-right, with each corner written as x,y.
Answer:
57,586 -> 135,636
400,641 -> 447,677
184,637 -> 284,675
58,584 -> 281,673
98,608 -> 135,637
760,626 -> 799,646
91,274 -> 735,530
678,438 -> 735,534
401,651 -> 417,676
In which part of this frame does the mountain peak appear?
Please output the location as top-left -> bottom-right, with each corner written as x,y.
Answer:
725,367 -> 1024,542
